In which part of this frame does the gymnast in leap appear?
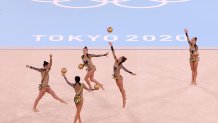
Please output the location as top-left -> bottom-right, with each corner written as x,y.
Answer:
108,42 -> 136,108
26,54 -> 67,112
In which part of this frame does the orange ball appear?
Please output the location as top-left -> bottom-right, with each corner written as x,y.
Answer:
78,64 -> 84,70
94,84 -> 100,90
107,27 -> 113,33
61,67 -> 67,74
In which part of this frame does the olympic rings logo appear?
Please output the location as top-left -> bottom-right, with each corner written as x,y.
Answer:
32,0 -> 189,9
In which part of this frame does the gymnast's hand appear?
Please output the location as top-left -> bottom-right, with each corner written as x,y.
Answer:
62,72 -> 66,76
105,52 -> 109,57
184,28 -> 188,33
109,42 -> 113,46
131,73 -> 136,76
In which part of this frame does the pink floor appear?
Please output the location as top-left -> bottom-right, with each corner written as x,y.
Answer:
0,50 -> 218,123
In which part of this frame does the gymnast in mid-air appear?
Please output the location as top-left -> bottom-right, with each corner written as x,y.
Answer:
108,42 -> 136,108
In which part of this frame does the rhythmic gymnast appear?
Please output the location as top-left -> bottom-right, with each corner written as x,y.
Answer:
63,73 -> 95,123
184,28 -> 199,85
81,46 -> 108,90
26,54 -> 67,112
108,42 -> 136,108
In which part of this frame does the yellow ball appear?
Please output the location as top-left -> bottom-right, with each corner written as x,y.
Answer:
94,84 -> 100,90
78,64 -> 84,70
107,27 -> 113,33
61,67 -> 67,74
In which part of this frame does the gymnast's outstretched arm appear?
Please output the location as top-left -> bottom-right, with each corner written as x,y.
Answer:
184,28 -> 191,45
109,42 -> 117,60
48,54 -> 52,69
26,65 -> 43,72
90,52 -> 109,57
121,65 -> 136,75
63,74 -> 75,87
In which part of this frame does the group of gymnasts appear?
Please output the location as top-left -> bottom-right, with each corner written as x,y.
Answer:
26,29 -> 199,123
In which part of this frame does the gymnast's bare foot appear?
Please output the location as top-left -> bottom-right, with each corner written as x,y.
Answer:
61,100 -> 67,104
100,84 -> 104,90
194,82 -> 197,86
123,100 -> 126,108
32,108 -> 40,112
88,87 -> 94,92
